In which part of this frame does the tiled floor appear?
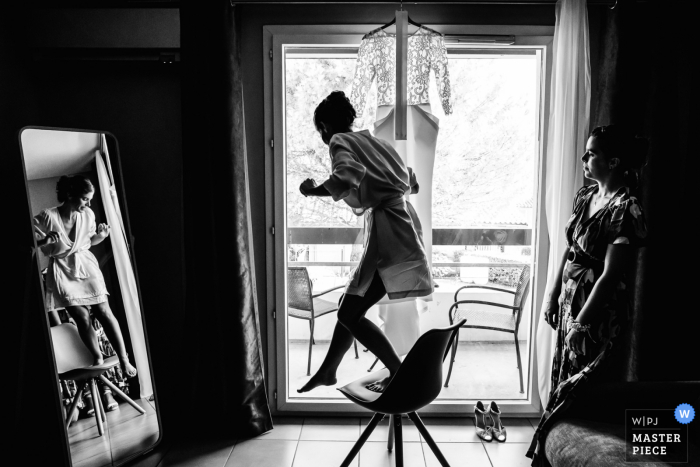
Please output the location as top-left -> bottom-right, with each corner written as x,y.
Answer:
131,416 -> 542,467
289,341 -> 531,401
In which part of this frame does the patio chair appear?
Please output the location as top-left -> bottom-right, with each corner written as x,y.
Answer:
287,267 -> 358,376
337,319 -> 466,467
445,265 -> 530,393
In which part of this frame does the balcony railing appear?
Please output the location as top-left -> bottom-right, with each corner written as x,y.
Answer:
289,227 -> 531,268
288,227 -> 532,246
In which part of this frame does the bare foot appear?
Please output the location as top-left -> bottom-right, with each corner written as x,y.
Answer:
120,356 -> 138,378
366,374 -> 394,393
297,371 -> 337,393
93,356 -> 104,366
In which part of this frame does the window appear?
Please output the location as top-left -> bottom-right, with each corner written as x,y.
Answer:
265,26 -> 552,414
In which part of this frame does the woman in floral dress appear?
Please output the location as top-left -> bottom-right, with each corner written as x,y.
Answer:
527,125 -> 648,465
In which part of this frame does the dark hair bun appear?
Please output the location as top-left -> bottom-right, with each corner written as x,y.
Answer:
590,124 -> 648,187
313,90 -> 357,133
56,175 -> 94,203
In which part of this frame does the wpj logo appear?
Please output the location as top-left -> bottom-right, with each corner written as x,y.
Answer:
625,405 -> 694,463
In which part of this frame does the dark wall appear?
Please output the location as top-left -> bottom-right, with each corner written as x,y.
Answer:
3,5 -> 185,461
239,1 -> 556,382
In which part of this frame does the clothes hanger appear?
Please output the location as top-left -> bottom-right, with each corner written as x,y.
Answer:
367,1 -> 442,37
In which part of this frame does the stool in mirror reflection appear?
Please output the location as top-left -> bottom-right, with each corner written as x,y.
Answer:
51,324 -> 145,437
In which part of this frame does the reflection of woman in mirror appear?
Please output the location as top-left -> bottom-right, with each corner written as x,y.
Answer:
33,175 -> 137,377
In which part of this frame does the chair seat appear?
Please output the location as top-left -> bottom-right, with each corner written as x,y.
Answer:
288,298 -> 338,319
337,369 -> 387,407
455,307 -> 516,331
59,355 -> 120,381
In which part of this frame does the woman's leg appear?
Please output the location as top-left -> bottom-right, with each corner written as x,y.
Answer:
91,301 -> 137,377
337,276 -> 403,392
65,306 -> 103,365
298,272 -> 395,393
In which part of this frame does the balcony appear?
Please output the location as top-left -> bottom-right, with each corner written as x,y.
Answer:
286,227 -> 533,401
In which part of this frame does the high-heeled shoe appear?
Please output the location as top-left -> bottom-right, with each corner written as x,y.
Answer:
101,388 -> 119,412
83,392 -> 95,417
474,401 -> 493,442
489,401 -> 507,442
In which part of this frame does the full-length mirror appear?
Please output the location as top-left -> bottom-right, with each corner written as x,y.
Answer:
20,127 -> 160,467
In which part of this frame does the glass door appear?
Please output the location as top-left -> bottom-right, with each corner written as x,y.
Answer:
267,27 -> 551,413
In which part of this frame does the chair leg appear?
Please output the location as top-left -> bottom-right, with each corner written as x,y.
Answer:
394,413 -> 404,467
514,333 -> 524,394
444,329 -> 459,388
309,321 -> 315,345
89,379 -> 104,437
65,384 -> 84,429
354,339 -> 359,359
94,383 -> 106,423
408,412 -> 450,467
340,412 -> 385,467
387,415 -> 394,452
99,375 -> 146,414
307,320 -> 315,376
367,357 -> 380,372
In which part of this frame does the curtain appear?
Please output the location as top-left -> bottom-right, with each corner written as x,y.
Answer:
590,2 -> 696,382
591,2 -> 642,382
535,0 -> 590,407
181,0 -> 272,436
95,145 -> 153,398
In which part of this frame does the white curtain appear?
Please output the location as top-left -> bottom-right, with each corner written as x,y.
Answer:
95,138 -> 153,398
536,0 -> 590,407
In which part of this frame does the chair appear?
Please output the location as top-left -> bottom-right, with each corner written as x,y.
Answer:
287,267 -> 358,376
337,319 -> 466,467
445,265 -> 531,393
51,324 -> 146,437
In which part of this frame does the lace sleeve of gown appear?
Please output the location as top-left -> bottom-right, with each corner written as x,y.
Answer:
430,34 -> 453,115
323,135 -> 367,203
350,36 -> 375,122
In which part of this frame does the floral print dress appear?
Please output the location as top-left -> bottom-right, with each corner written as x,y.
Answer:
527,185 -> 647,466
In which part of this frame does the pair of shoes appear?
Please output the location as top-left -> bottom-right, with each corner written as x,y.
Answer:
473,401 -> 507,442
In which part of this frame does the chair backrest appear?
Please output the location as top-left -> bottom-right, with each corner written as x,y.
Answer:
50,324 -> 95,375
288,267 -> 313,311
514,265 -> 531,309
378,319 -> 466,414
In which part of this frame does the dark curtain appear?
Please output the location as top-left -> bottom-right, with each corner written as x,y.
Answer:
181,1 -> 273,436
590,1 -> 696,382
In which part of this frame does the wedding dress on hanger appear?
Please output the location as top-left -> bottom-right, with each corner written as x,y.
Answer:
349,26 -> 453,356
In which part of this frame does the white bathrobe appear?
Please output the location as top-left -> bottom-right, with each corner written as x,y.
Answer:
34,207 -> 109,311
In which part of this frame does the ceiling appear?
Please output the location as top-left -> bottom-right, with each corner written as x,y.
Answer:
21,128 -> 101,181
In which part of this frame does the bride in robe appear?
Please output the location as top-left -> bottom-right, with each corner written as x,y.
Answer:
34,174 -> 137,377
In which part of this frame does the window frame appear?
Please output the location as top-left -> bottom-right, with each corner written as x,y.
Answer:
263,24 -> 553,415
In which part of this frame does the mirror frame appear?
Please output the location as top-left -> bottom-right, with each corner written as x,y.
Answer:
18,126 -> 163,467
